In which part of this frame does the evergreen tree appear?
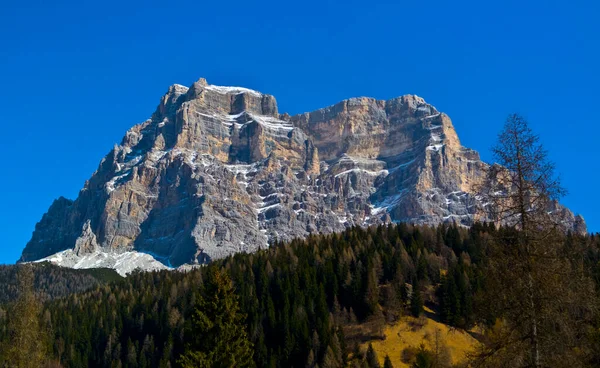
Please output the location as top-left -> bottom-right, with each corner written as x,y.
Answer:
383,355 -> 394,368
178,267 -> 254,368
365,343 -> 380,368
412,344 -> 434,368
410,285 -> 423,318
364,266 -> 380,316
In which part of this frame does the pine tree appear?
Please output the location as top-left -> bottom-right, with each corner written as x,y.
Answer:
365,343 -> 380,368
305,349 -> 316,368
383,355 -> 394,368
126,338 -> 137,367
178,267 -> 254,368
364,266 -> 380,317
410,284 -> 423,318
412,344 -> 434,368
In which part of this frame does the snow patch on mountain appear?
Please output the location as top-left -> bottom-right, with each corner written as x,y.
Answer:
34,249 -> 171,276
204,84 -> 263,97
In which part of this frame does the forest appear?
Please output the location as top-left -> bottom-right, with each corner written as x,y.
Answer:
1,222 -> 599,367
0,263 -> 121,304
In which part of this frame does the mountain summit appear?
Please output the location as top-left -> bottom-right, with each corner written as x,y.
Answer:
20,78 -> 586,274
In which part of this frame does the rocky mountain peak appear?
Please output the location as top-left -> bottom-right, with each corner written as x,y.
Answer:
20,79 -> 586,274
182,77 -> 278,118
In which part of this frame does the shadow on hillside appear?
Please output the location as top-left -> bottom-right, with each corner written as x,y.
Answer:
423,302 -> 440,322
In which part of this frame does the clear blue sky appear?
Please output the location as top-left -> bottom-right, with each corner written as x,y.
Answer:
1,0 -> 598,264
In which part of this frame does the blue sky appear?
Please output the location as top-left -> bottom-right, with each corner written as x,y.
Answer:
0,0 -> 598,264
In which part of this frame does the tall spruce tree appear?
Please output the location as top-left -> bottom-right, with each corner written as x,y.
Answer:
410,284 -> 423,318
178,267 -> 253,368
383,355 -> 394,368
365,343 -> 380,368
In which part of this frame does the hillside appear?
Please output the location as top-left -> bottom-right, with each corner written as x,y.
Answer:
358,308 -> 479,367
3,223 -> 598,367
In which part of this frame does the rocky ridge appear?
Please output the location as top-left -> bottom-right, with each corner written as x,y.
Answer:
20,78 -> 586,273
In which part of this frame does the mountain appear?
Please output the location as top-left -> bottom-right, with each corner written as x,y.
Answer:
19,78 -> 586,274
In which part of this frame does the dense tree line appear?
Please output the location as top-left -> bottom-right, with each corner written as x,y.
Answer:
0,263 -> 121,304
1,222 -> 598,367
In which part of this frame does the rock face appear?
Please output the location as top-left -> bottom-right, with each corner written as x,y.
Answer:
20,78 -> 587,269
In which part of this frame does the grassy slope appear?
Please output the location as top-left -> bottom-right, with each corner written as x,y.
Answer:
361,307 -> 479,367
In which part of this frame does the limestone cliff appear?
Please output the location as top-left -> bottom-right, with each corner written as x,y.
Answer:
20,78 -> 586,269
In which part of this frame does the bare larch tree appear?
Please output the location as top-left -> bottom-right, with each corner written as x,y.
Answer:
471,114 -> 597,368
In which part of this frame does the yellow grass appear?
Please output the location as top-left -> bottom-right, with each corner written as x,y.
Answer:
361,310 -> 479,367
